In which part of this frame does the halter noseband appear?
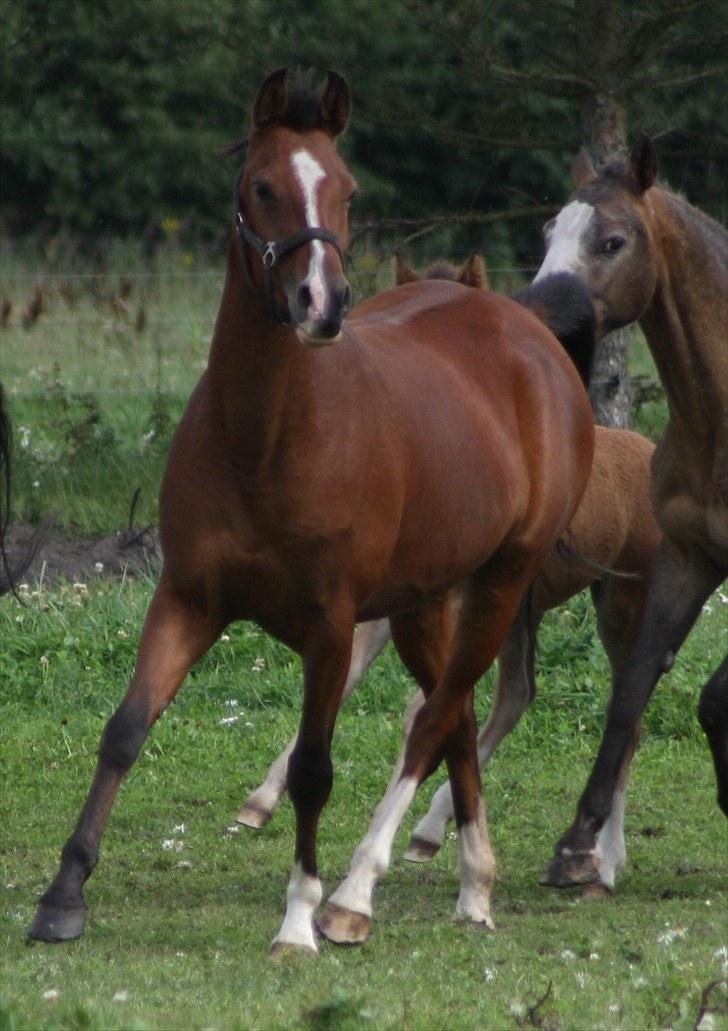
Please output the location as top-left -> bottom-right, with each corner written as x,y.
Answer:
235,199 -> 347,327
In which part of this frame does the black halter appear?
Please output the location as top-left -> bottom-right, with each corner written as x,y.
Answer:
235,198 -> 347,327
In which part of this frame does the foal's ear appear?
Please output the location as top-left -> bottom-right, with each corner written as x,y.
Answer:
459,254 -> 489,290
572,148 -> 597,188
629,133 -> 657,193
318,70 -> 351,137
394,253 -> 420,285
252,67 -> 289,130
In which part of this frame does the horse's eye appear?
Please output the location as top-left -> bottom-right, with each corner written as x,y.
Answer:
602,235 -> 625,255
254,181 -> 275,203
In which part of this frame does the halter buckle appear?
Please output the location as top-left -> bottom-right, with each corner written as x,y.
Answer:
262,242 -> 277,268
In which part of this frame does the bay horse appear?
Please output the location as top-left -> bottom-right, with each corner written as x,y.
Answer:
29,68 -> 595,955
239,257 -> 661,890
533,135 -> 728,889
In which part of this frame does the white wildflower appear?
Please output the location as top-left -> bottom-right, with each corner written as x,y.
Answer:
560,948 -> 576,961
18,426 -> 31,448
173,823 -> 185,834
112,991 -> 129,1003
224,699 -> 239,707
94,561 -> 104,572
43,989 -> 60,1001
483,967 -> 497,982
657,925 -> 687,945
251,656 -> 265,672
219,715 -> 240,726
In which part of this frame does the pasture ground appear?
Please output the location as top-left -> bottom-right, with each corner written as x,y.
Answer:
2,577 -> 726,1031
1,251 -> 726,1029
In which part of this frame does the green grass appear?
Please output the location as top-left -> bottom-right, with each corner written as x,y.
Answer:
1,577 -> 726,1030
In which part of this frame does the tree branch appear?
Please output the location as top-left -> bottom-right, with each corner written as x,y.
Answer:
350,205 -> 555,249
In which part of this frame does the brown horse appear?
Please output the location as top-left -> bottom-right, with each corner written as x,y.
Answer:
29,68 -> 594,954
239,258 -> 661,888
533,135 -> 728,889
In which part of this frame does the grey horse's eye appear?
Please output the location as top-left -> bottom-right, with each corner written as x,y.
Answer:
602,235 -> 626,256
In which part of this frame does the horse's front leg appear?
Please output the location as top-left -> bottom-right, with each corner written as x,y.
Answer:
544,543 -> 726,889
271,604 -> 355,957
29,577 -> 223,942
238,618 -> 390,829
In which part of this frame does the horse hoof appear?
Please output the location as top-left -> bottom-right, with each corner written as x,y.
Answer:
540,849 -> 600,888
236,802 -> 272,829
404,836 -> 441,863
457,916 -> 495,932
318,903 -> 371,945
582,881 -> 613,900
270,940 -> 317,960
28,903 -> 86,942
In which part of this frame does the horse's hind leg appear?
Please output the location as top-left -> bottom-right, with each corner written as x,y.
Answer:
29,578 -> 222,942
321,570 -> 532,944
698,653 -> 728,815
406,595 -> 540,862
237,618 -> 391,828
544,544 -> 725,891
318,600 -> 453,943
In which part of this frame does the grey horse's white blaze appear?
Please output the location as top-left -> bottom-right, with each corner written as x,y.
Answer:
534,200 -> 594,282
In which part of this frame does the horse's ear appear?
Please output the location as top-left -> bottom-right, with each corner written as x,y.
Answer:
319,70 -> 350,137
572,148 -> 597,188
459,254 -> 489,290
630,133 -> 657,193
252,68 -> 289,130
394,253 -> 419,285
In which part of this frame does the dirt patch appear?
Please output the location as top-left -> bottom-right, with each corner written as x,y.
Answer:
2,522 -> 161,587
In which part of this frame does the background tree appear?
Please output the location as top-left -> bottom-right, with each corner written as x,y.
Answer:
2,0 -> 726,429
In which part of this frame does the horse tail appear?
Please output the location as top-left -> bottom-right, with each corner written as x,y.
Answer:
555,533 -> 641,581
514,272 -> 596,388
0,384 -> 41,596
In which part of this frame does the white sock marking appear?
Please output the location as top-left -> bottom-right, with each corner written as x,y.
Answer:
594,787 -> 627,888
273,861 -> 322,952
534,200 -> 594,282
328,776 -> 418,916
455,800 -> 495,926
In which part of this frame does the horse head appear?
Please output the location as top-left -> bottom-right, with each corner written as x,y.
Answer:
534,134 -> 659,336
236,68 -> 356,344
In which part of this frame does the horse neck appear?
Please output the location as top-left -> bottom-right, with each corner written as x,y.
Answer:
640,188 -> 728,435
207,237 -> 313,472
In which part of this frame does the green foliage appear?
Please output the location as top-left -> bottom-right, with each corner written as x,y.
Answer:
2,0 -> 724,264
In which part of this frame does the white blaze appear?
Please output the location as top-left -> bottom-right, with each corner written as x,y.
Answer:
534,200 -> 594,282
291,149 -> 327,315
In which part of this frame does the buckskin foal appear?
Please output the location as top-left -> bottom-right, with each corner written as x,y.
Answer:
29,68 -> 594,954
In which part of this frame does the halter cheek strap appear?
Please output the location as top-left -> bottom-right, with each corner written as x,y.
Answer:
235,208 -> 347,327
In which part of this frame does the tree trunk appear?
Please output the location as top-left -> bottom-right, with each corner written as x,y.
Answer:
575,0 -> 632,428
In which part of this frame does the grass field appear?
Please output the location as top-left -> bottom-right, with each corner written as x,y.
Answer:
1,250 -> 725,1030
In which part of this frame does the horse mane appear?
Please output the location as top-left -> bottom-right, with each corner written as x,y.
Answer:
425,260 -> 461,281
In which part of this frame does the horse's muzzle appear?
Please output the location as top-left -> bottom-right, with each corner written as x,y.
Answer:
291,277 -> 352,345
